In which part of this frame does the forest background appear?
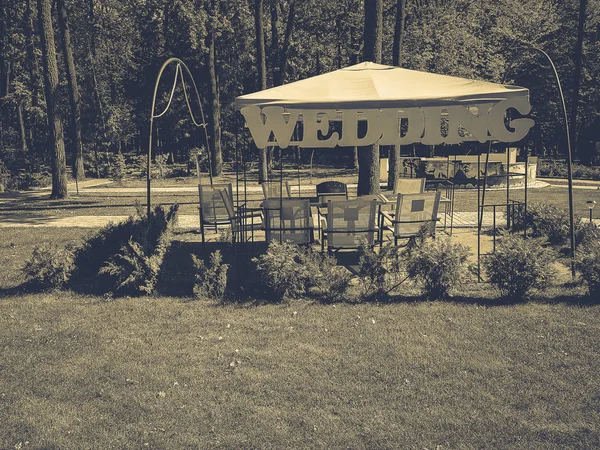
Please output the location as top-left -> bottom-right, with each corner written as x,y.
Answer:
0,0 -> 599,198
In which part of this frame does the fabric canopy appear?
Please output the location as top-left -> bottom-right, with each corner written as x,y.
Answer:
235,62 -> 534,148
235,62 -> 529,110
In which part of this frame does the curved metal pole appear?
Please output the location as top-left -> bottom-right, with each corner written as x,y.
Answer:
520,45 -> 576,278
147,58 -> 211,217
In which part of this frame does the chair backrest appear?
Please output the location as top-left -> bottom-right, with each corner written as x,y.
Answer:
262,181 -> 290,200
218,188 -> 237,219
394,177 -> 426,196
393,192 -> 441,238
198,183 -> 234,224
316,181 -> 348,195
263,198 -> 312,244
327,199 -> 377,249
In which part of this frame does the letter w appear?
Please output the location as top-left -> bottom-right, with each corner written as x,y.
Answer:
240,106 -> 299,149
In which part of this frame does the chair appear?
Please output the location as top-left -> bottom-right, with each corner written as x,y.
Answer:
263,198 -> 314,244
198,183 -> 235,243
394,177 -> 425,195
219,189 -> 263,245
323,199 -> 378,252
316,181 -> 348,203
262,181 -> 290,200
379,192 -> 441,246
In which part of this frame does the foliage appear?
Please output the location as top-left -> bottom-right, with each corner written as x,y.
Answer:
357,242 -> 407,300
99,230 -> 173,295
520,202 -> 572,245
22,243 -> 76,289
311,252 -> 353,304
406,236 -> 471,299
191,250 -> 229,301
69,204 -> 179,295
575,237 -> 600,298
519,202 -> 596,247
538,161 -> 600,180
483,232 -> 555,301
110,152 -> 127,182
252,241 -> 352,302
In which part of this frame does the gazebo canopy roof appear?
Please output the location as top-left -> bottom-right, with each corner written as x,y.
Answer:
235,62 -> 529,110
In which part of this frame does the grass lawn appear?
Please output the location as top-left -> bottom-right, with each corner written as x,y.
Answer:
1,173 -> 600,448
1,293 -> 599,448
1,226 -> 600,448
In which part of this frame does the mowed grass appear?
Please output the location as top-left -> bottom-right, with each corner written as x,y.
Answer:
1,179 -> 600,448
1,294 -> 600,449
0,229 -> 599,448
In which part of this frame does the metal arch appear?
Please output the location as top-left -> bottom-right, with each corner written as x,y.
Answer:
147,58 -> 212,217
512,45 -> 576,279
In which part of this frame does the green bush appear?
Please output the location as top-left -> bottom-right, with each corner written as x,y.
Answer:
22,243 -> 76,289
312,253 -> 353,304
575,238 -> 600,298
252,241 -> 352,302
519,202 -> 595,247
69,204 -> 179,295
357,242 -> 407,300
110,153 -> 127,182
521,202 -> 570,245
483,232 -> 555,301
192,251 -> 230,301
406,236 -> 471,299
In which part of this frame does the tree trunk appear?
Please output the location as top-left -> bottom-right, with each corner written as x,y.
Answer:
392,0 -> 407,66
255,0 -> 268,183
358,0 -> 383,196
206,0 -> 222,176
388,144 -> 400,190
57,0 -> 85,180
270,1 -> 279,79
18,102 -> 28,155
570,0 -> 587,162
0,2 -> 7,155
37,0 -> 68,198
25,0 -> 40,107
88,0 -> 105,177
364,0 -> 383,63
274,0 -> 295,86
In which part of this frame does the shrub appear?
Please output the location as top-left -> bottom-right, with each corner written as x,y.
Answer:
311,252 -> 353,304
357,242 -> 407,300
519,202 -> 595,247
406,236 -> 471,299
99,230 -> 173,295
22,243 -> 76,289
252,241 -> 352,302
192,250 -> 230,301
483,232 -> 555,301
253,241 -> 316,301
575,238 -> 600,298
110,152 -> 127,182
69,204 -> 179,295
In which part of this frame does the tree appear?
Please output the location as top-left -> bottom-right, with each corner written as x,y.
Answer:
37,0 -> 67,198
57,0 -> 85,180
206,0 -> 222,175
357,0 -> 382,196
569,0 -> 587,162
273,0 -> 296,86
388,0 -> 406,190
254,0 -> 268,183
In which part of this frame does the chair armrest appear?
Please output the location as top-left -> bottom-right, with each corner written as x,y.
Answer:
379,210 -> 395,225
